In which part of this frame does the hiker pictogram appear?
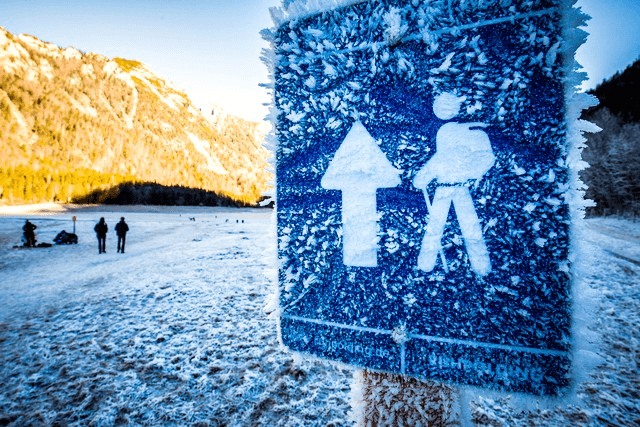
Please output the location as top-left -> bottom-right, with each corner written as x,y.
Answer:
413,93 -> 495,276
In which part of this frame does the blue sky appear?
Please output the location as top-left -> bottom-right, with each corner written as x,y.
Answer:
0,0 -> 638,122
576,0 -> 640,89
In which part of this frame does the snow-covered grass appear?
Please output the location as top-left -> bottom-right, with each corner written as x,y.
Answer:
0,205 -> 638,426
0,205 -> 350,427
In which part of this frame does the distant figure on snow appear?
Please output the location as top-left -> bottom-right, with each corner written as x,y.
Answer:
94,217 -> 108,254
22,220 -> 37,247
115,217 -> 129,254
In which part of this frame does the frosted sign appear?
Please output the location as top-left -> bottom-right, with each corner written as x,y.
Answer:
274,0 -> 574,396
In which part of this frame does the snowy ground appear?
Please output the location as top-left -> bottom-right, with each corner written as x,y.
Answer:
0,204 -> 638,426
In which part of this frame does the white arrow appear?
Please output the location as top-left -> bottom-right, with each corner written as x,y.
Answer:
321,121 -> 401,267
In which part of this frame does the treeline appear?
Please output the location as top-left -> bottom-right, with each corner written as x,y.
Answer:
581,58 -> 640,216
581,108 -> 640,216
74,182 -> 254,207
0,166 -> 258,207
587,59 -> 640,123
0,166 -> 136,204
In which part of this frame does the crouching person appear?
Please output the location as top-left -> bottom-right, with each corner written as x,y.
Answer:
54,230 -> 78,245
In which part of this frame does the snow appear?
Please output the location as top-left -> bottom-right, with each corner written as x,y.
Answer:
0,205 -> 640,426
0,205 -> 350,426
0,92 -> 30,139
271,0 -> 366,25
103,61 -> 136,88
38,58 -> 54,80
0,28 -> 34,74
0,205 -> 638,425
66,92 -> 98,117
186,132 -> 228,175
17,34 -> 63,59
62,47 -> 83,61
80,63 -> 95,77
128,68 -> 180,111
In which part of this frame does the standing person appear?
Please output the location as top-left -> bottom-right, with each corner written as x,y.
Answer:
22,220 -> 37,247
94,217 -> 108,254
115,217 -> 129,254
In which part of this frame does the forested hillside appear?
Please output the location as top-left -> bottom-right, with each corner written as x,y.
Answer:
0,27 -> 270,206
581,58 -> 640,216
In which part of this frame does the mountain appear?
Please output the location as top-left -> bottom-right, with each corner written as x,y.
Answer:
0,27 -> 271,206
581,57 -> 640,215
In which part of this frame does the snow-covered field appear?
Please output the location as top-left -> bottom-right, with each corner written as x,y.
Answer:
0,204 -> 638,426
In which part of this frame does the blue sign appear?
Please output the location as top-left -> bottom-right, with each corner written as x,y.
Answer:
274,0 -> 573,396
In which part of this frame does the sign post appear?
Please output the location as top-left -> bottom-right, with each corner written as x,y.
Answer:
72,216 -> 76,234
269,0 -> 592,417
355,369 -> 457,426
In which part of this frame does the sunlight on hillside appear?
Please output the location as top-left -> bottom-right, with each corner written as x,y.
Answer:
0,28 -> 272,207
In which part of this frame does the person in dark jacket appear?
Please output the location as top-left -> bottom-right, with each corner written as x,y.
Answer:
94,217 -> 108,254
115,217 -> 129,253
22,220 -> 37,247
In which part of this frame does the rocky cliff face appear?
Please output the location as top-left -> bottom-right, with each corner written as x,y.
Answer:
0,27 -> 271,205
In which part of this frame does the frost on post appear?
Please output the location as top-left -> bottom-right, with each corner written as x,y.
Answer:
271,0 -> 590,397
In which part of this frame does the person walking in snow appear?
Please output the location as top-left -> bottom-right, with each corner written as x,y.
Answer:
22,220 -> 37,247
94,217 -> 108,254
413,92 -> 495,276
115,217 -> 129,254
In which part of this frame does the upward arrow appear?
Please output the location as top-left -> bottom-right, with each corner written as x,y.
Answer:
321,121 -> 401,267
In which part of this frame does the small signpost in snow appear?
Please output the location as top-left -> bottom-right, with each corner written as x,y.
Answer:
268,0 -> 592,407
